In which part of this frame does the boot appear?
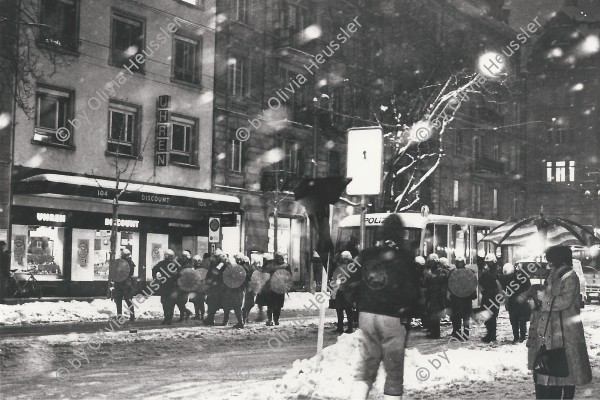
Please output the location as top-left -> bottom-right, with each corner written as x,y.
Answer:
349,381 -> 370,400
233,320 -> 244,328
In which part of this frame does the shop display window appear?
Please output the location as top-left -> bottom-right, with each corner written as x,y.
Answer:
12,225 -> 65,280
93,230 -> 138,280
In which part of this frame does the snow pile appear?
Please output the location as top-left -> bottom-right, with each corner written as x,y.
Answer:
0,292 -> 322,325
268,331 -> 528,399
261,305 -> 600,400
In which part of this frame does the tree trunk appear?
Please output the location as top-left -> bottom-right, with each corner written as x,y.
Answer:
107,197 -> 119,297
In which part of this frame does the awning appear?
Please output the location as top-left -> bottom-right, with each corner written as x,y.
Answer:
15,174 -> 240,213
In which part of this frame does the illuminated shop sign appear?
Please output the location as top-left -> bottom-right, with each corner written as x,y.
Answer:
36,213 -> 66,223
104,218 -> 140,228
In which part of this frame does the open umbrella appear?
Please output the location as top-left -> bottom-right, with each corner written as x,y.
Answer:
480,212 -> 600,248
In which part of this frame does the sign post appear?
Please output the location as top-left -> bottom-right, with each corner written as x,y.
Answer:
346,127 -> 384,250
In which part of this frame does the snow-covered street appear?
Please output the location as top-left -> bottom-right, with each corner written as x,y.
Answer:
1,301 -> 598,399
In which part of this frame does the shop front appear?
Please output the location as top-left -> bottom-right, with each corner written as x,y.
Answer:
8,173 -> 240,297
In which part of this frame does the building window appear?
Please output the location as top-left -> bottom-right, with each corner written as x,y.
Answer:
547,128 -> 569,144
171,115 -> 197,165
453,180 -> 459,208
111,13 -> 145,72
472,136 -> 481,160
546,161 -> 575,183
279,66 -> 309,122
280,140 -> 301,174
328,150 -> 341,176
454,132 -> 463,155
472,184 -> 481,212
173,36 -> 201,84
233,0 -> 248,23
492,188 -> 498,215
492,143 -> 500,161
34,86 -> 74,146
229,138 -> 243,172
510,145 -> 518,172
228,56 -> 247,96
569,161 -> 575,181
108,102 -> 138,156
279,1 -> 310,44
39,0 -> 79,51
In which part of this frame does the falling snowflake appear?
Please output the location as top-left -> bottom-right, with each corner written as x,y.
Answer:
571,83 -> 584,91
577,35 -> 600,56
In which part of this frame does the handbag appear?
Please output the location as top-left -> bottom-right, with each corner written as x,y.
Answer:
533,297 -> 569,378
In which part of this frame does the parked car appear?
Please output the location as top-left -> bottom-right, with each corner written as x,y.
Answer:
583,266 -> 600,304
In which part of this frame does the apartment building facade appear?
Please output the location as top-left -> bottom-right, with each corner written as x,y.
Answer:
1,0 -> 234,297
522,0 -> 600,230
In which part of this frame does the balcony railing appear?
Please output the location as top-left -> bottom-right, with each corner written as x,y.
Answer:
471,157 -> 506,175
261,170 -> 301,192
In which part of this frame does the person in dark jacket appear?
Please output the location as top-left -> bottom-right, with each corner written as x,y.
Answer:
347,214 -> 421,400
152,249 -> 179,325
423,260 -> 449,339
331,251 -> 355,333
191,253 -> 209,320
238,254 -> 256,324
264,252 -> 292,326
204,249 -> 227,326
500,262 -> 531,343
254,254 -> 272,322
221,253 -> 246,328
175,251 -> 194,322
479,253 -> 502,342
114,248 -> 136,321
448,256 -> 475,340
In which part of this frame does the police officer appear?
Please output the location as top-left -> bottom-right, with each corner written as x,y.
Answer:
221,253 -> 246,328
332,251 -> 354,333
265,252 -> 292,326
175,250 -> 193,322
479,253 -> 501,342
191,253 -> 209,320
204,249 -> 226,326
152,249 -> 179,325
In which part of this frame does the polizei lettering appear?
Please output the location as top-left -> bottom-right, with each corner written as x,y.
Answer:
141,194 -> 170,204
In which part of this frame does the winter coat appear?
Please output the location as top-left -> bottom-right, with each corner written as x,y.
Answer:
499,271 -> 531,321
347,244 -> 421,319
264,262 -> 291,309
152,259 -> 179,295
527,266 -> 592,386
221,262 -> 250,310
448,268 -> 475,318
424,268 -> 449,315
205,259 -> 226,307
479,264 -> 502,315
114,256 -> 135,296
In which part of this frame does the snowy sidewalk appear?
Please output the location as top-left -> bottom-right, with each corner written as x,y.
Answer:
0,292 -> 322,326
241,305 -> 600,400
